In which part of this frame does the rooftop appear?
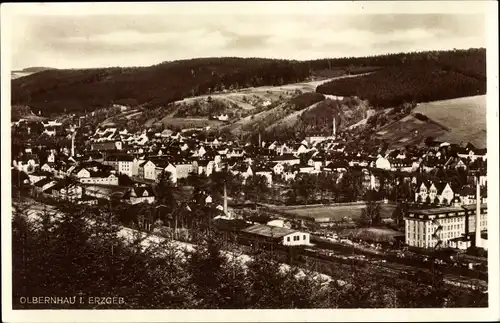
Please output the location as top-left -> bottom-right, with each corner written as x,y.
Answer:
241,224 -> 298,238
410,203 -> 487,215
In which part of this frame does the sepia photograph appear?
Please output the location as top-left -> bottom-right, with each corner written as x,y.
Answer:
1,1 -> 499,322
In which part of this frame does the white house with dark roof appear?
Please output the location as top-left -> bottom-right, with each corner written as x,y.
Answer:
127,185 -> 155,204
271,162 -> 284,175
241,224 -> 310,246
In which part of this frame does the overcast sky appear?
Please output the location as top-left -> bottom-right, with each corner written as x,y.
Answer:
7,4 -> 488,70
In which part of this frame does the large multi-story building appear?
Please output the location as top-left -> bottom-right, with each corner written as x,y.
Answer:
102,155 -> 137,177
404,203 -> 487,250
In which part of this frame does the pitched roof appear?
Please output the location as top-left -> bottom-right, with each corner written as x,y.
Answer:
34,178 -> 54,187
272,154 -> 299,161
241,224 -> 298,238
434,182 -> 448,194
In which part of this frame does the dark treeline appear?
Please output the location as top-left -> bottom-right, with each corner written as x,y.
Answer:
316,49 -> 486,108
12,48 -> 485,116
262,97 -> 364,141
12,198 -> 488,309
309,48 -> 486,78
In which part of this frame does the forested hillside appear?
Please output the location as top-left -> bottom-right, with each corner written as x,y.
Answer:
316,49 -> 486,108
262,97 -> 369,142
309,48 -> 486,78
12,48 -> 486,116
12,58 -> 310,116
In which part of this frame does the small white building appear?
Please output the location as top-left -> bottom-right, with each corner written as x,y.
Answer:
217,114 -> 229,121
241,224 -> 311,246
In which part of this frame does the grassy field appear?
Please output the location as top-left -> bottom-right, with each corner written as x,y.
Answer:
280,203 -> 397,221
375,114 -> 447,148
129,75 -> 366,133
413,95 -> 486,148
373,95 -> 486,149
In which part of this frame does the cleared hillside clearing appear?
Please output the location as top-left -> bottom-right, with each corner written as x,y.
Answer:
413,95 -> 486,148
266,101 -> 323,132
155,117 -> 224,130
374,114 -> 447,148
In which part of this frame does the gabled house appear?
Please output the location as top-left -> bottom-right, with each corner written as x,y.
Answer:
171,161 -> 194,180
13,155 -> 40,174
126,185 -> 155,204
293,163 -> 314,174
271,162 -> 284,175
102,155 -> 139,177
415,181 -> 430,203
374,156 -> 391,170
50,180 -> 83,201
254,167 -> 273,186
435,182 -> 455,205
267,141 -> 278,151
236,164 -> 253,179
457,185 -> 487,205
80,172 -> 119,186
163,163 -> 178,184
324,159 -> 349,172
138,160 -> 157,181
457,147 -> 487,162
415,181 -> 454,205
194,160 -> 215,177
309,155 -> 324,171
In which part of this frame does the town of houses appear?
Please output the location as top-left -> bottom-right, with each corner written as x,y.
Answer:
12,117 -> 488,250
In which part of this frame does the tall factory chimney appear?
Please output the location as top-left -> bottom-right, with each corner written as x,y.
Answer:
475,175 -> 481,248
223,182 -> 228,215
71,132 -> 76,157
258,132 -> 262,148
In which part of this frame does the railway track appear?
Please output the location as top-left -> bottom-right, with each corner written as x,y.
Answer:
18,200 -> 487,291
297,247 -> 488,290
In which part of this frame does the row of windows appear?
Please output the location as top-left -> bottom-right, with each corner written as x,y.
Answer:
81,178 -> 117,184
286,235 -> 307,242
408,230 -> 462,241
408,223 -> 465,234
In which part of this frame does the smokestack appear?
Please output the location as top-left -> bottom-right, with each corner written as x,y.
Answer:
258,132 -> 261,148
223,182 -> 228,215
475,175 -> 481,248
332,116 -> 336,137
71,132 -> 76,157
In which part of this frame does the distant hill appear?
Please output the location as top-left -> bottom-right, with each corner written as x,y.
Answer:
413,95 -> 486,148
18,67 -> 57,73
11,67 -> 57,80
12,49 -> 486,117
